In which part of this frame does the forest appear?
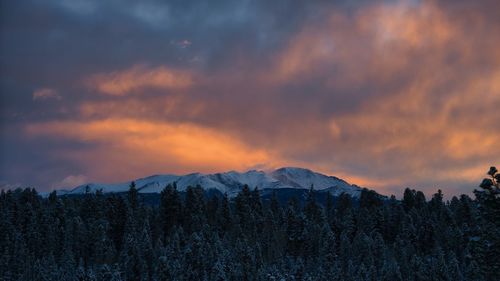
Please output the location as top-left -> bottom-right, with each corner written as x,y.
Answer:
0,167 -> 499,281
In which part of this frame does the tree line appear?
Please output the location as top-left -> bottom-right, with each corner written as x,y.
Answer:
0,167 -> 499,281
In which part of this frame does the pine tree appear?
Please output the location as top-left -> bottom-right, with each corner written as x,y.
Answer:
218,193 -> 232,233
159,183 -> 182,236
120,233 -> 147,281
325,191 -> 335,226
127,182 -> 138,211
183,186 -> 206,234
106,195 -> 128,252
304,185 -> 322,224
207,195 -> 219,226
402,188 -> 416,211
473,166 -> 500,281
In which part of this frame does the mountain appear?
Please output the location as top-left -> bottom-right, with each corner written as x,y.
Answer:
55,167 -> 363,198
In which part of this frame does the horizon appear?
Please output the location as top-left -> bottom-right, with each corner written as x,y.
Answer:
44,166 -> 352,189
1,0 -> 499,197
5,166 -> 488,200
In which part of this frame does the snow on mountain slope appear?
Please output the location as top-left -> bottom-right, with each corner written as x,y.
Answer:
271,167 -> 359,196
62,167 -> 363,197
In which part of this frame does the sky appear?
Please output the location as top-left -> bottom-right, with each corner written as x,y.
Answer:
1,0 -> 499,197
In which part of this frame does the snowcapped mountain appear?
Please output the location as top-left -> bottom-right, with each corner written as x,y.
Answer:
57,167 -> 363,198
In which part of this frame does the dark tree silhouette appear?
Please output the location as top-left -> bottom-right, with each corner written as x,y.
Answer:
0,167 -> 498,280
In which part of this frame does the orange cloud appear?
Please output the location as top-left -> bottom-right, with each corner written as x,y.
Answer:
87,65 -> 193,95
18,0 -> 500,196
261,0 -> 500,193
270,1 -> 472,86
25,118 -> 274,182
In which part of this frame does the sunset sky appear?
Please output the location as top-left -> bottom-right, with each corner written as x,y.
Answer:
1,0 -> 499,196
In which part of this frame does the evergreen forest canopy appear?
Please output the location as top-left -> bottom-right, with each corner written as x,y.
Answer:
0,167 -> 499,281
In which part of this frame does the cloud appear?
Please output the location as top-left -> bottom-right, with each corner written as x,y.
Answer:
132,2 -> 171,27
2,0 -> 499,196
87,65 -> 194,96
172,39 -> 192,49
32,88 -> 61,101
261,0 -> 500,195
57,0 -> 98,15
25,118 -> 276,182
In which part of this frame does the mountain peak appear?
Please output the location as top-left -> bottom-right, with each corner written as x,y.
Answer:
55,167 -> 363,198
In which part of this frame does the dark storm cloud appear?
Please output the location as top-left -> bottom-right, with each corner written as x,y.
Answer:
1,0 -> 499,196
1,0 -> 319,120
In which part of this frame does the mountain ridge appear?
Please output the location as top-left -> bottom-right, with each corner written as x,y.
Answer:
54,167 -> 363,198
